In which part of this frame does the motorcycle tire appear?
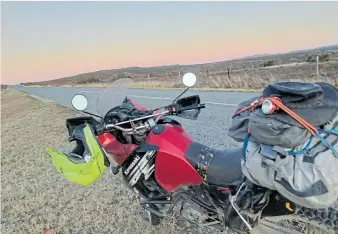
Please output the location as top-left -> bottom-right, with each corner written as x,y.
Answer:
261,205 -> 338,234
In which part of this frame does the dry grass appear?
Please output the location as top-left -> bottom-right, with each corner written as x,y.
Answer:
1,85 -> 10,91
0,89 -> 196,234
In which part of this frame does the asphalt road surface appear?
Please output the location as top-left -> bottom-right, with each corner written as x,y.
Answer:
14,85 -> 259,150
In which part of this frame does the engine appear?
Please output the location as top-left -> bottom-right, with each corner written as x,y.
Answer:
120,149 -> 168,199
180,199 -> 210,224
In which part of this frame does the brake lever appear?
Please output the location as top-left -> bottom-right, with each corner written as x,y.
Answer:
173,103 -> 206,113
199,104 -> 206,109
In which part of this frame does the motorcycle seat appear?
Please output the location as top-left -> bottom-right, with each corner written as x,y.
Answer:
185,142 -> 243,187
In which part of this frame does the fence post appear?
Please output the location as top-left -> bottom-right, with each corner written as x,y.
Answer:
316,55 -> 319,77
227,66 -> 230,79
251,63 -> 254,79
277,59 -> 281,77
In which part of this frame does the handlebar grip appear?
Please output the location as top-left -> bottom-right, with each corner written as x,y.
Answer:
163,104 -> 177,115
95,123 -> 106,135
178,103 -> 206,112
199,104 -> 206,109
164,102 -> 206,116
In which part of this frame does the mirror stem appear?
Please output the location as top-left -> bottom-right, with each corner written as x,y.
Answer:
82,111 -> 103,120
173,87 -> 190,103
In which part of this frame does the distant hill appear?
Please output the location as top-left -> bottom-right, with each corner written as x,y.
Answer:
241,44 -> 338,60
71,44 -> 338,75
288,44 -> 338,54
241,54 -> 275,59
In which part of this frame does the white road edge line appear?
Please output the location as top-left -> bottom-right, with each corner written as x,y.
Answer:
29,94 -> 54,103
127,94 -> 172,100
69,92 -> 239,107
127,95 -> 238,106
78,91 -> 99,94
23,90 -> 239,107
204,102 -> 238,107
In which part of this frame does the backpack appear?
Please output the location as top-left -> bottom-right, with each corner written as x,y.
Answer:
228,82 -> 338,209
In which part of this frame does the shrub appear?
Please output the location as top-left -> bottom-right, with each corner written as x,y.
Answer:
76,77 -> 101,84
262,60 -> 275,67
306,54 -> 330,63
306,56 -> 316,63
117,72 -> 132,79
319,54 -> 330,62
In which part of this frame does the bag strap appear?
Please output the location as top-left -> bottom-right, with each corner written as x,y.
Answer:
242,130 -> 251,161
316,134 -> 338,157
287,137 -> 313,156
237,97 -> 338,159
318,129 -> 338,136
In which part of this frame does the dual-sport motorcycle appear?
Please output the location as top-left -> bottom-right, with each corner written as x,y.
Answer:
66,73 -> 337,234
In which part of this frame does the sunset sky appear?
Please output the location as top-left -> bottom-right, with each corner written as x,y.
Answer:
2,1 -> 338,84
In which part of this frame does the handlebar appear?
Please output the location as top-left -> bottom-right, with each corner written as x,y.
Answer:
95,102 -> 205,135
178,104 -> 206,112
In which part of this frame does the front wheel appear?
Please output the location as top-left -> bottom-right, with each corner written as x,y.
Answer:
260,206 -> 338,234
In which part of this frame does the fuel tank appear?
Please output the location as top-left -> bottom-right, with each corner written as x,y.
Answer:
146,124 -> 202,192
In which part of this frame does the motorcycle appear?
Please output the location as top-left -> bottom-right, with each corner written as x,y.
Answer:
67,73 -> 337,234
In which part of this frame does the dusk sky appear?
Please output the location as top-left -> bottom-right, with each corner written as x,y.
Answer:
2,1 -> 338,84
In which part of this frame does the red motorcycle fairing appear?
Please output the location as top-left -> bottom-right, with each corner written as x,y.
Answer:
128,99 -> 151,111
98,133 -> 138,165
98,99 -> 162,165
146,124 -> 203,192
128,98 -> 164,119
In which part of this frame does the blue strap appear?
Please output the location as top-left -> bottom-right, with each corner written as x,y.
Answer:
304,136 -> 313,150
318,129 -> 338,136
288,128 -> 338,158
315,133 -> 338,158
287,151 -> 305,156
244,129 -> 338,159
288,137 -> 313,156
242,133 -> 250,161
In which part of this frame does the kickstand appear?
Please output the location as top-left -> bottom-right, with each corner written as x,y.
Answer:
229,182 -> 253,231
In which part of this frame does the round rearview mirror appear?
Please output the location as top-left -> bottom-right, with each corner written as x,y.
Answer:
71,94 -> 88,111
182,72 -> 197,87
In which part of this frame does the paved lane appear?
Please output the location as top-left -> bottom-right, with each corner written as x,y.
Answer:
14,85 -> 259,150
